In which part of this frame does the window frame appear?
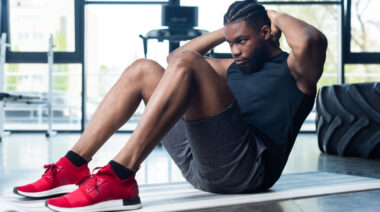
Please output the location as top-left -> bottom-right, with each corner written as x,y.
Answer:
1,0 -> 84,63
344,0 -> 380,65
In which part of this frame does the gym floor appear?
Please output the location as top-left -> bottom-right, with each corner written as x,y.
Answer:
1,133 -> 380,212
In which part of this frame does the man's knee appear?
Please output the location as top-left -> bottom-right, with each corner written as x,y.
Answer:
121,58 -> 163,82
168,51 -> 203,76
172,51 -> 203,66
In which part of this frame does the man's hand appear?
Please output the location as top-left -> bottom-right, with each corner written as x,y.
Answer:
267,10 -> 282,46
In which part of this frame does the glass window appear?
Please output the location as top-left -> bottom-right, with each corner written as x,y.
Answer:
85,5 -> 168,131
345,64 -> 380,83
3,63 -> 82,130
9,0 -> 75,52
351,0 -> 380,52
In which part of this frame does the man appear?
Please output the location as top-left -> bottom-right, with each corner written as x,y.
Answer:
14,0 -> 327,211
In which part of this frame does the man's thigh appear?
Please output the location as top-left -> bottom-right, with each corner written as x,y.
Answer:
167,51 -> 234,122
162,100 -> 268,193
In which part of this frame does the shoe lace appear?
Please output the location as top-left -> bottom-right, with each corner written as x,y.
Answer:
83,167 -> 105,194
43,163 -> 59,180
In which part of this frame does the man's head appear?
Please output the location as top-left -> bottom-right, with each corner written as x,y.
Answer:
224,0 -> 275,74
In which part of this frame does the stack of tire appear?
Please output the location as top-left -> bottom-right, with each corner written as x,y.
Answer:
316,82 -> 380,159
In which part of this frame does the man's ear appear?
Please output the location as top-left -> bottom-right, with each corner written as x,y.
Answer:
260,25 -> 271,40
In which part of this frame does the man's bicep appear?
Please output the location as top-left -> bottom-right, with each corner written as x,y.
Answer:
287,45 -> 326,95
289,38 -> 327,79
204,58 -> 234,79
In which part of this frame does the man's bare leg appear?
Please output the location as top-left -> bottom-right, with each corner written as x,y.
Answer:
113,51 -> 234,170
71,59 -> 165,161
14,59 -> 166,199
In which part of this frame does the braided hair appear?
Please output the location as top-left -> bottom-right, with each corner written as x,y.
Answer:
224,0 -> 270,30
224,0 -> 279,47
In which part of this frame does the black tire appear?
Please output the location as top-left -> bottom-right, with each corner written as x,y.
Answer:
316,82 -> 380,159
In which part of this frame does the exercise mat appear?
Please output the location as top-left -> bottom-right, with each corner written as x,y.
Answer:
1,172 -> 380,212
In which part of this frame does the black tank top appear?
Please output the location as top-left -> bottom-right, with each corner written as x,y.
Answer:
227,51 -> 315,168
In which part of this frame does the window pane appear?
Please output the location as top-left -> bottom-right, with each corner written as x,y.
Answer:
3,64 -> 82,130
345,64 -> 380,83
9,0 -> 75,52
351,0 -> 380,52
85,5 -> 168,131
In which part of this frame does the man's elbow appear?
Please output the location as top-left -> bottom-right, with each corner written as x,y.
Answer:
303,28 -> 328,53
316,32 -> 328,52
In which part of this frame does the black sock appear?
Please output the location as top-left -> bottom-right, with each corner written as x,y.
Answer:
65,151 -> 87,167
109,160 -> 134,180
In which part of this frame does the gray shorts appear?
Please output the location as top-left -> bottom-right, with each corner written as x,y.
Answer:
161,100 -> 272,194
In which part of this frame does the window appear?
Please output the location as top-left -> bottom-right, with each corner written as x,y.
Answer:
9,0 -> 75,52
350,0 -> 380,52
345,64 -> 380,83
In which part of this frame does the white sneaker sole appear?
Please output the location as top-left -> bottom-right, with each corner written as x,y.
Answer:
14,184 -> 78,198
46,197 -> 142,212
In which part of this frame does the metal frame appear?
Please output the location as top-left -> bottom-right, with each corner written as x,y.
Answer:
0,33 -> 10,141
46,35 -> 57,137
0,0 -> 379,134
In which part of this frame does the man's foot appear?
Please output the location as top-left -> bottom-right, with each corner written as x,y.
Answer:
14,157 -> 90,198
46,164 -> 141,212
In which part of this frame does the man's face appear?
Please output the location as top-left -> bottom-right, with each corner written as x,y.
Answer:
225,20 -> 267,74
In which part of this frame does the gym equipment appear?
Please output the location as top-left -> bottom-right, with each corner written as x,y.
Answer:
46,34 -> 56,137
0,33 -> 10,141
316,82 -> 380,158
0,33 -> 56,141
139,5 -> 208,57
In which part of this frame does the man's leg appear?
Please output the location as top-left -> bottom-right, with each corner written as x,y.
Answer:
46,52 -> 237,211
113,51 -> 234,170
71,59 -> 165,160
14,59 -> 166,198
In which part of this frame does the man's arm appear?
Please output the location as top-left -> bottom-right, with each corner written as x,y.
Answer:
268,10 -> 328,95
167,28 -> 233,78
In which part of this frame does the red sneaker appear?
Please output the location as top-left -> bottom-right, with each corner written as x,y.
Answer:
46,164 -> 141,212
14,157 -> 90,198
